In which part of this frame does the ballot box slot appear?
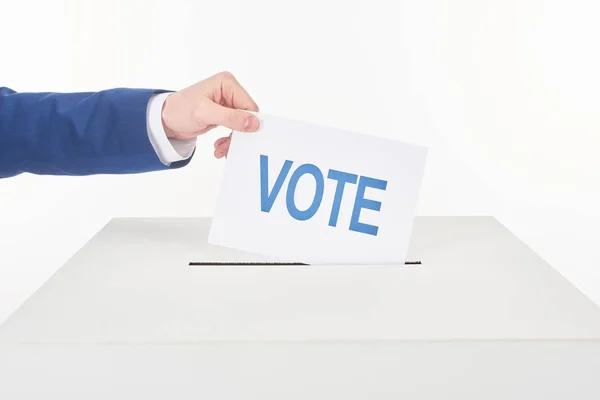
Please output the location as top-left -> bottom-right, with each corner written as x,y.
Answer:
188,261 -> 421,266
188,262 -> 308,266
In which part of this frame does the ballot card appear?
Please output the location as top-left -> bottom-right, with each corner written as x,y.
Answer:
208,113 -> 428,265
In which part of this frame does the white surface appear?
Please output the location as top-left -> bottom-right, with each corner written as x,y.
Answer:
1,217 -> 600,399
2,342 -> 600,400
1,0 -> 599,326
209,114 -> 427,264
2,217 -> 599,342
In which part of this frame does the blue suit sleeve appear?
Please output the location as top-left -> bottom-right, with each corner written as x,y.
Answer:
0,87 -> 192,178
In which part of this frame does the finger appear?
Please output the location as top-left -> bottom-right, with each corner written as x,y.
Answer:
215,138 -> 231,152
219,73 -> 260,112
214,143 -> 229,158
216,142 -> 231,159
214,136 -> 230,149
213,131 -> 232,148
203,101 -> 260,132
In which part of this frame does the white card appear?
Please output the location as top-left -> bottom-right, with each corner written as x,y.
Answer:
208,113 -> 428,265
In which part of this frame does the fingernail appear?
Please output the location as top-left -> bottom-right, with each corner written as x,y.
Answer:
243,116 -> 259,131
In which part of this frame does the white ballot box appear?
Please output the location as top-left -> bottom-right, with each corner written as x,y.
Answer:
1,217 -> 599,399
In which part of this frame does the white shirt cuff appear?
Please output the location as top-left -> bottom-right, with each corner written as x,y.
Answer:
146,92 -> 196,166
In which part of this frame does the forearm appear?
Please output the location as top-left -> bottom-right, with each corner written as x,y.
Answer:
0,87 -> 189,178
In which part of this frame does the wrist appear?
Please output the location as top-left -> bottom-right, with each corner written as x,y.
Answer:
160,93 -> 178,140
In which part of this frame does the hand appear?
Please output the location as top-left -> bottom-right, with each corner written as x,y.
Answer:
160,71 -> 260,159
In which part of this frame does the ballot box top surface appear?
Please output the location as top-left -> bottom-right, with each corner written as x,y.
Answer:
1,216 -> 600,343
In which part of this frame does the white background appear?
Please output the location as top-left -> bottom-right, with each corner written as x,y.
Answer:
0,0 -> 598,324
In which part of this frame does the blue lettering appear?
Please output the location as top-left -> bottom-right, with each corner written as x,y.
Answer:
260,155 -> 388,236
286,163 -> 325,221
326,169 -> 358,227
349,176 -> 388,236
260,155 -> 293,212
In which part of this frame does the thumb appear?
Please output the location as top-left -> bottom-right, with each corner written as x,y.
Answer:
203,101 -> 260,132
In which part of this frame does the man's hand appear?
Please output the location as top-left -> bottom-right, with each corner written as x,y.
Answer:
160,71 -> 260,159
